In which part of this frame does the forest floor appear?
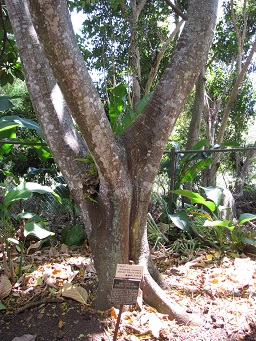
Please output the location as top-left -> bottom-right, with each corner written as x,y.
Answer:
0,242 -> 256,341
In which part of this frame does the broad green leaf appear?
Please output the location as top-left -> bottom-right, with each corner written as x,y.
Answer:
0,302 -> 7,310
0,116 -> 44,140
0,96 -> 14,111
240,237 -> 256,247
4,182 -> 60,207
135,93 -> 152,115
201,186 -> 223,208
171,189 -> 216,212
238,213 -> 256,225
110,83 -> 127,97
16,212 -> 44,222
24,222 -> 54,239
181,158 -> 213,183
203,220 -> 230,227
33,144 -> 52,161
121,109 -> 136,131
179,139 -> 209,168
169,211 -> 192,234
0,125 -> 16,158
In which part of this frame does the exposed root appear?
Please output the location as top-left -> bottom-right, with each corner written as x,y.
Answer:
16,298 -> 64,314
140,269 -> 203,325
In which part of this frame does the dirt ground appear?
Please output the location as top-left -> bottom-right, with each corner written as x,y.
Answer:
1,243 -> 256,341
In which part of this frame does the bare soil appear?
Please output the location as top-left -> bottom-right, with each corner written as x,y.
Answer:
1,243 -> 256,341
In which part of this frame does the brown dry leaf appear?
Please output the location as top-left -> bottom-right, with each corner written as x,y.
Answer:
110,306 -> 118,319
58,319 -> 65,329
62,283 -> 88,304
210,278 -> 219,284
0,274 -> 12,299
26,240 -> 41,254
60,244 -> 69,253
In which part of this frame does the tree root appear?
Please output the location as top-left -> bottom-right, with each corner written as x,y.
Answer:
140,269 -> 203,325
16,298 -> 64,314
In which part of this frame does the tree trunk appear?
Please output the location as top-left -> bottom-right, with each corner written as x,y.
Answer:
7,0 -> 218,323
186,67 -> 206,150
234,140 -> 256,195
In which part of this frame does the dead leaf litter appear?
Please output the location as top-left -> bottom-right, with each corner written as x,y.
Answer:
0,243 -> 256,340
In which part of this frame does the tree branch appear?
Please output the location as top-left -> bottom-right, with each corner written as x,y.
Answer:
6,0 -> 88,196
144,19 -> 184,95
164,0 -> 188,21
26,0 -> 128,189
217,37 -> 256,144
124,0 -> 218,182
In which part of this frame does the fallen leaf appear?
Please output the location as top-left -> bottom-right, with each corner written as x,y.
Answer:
206,254 -> 213,261
58,319 -> 64,329
62,283 -> 88,304
210,278 -> 219,284
110,306 -> 118,319
60,244 -> 69,253
52,269 -> 62,275
27,241 -> 41,254
0,275 -> 12,299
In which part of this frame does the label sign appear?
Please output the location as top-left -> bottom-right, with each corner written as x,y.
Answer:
115,264 -> 144,280
111,278 -> 140,305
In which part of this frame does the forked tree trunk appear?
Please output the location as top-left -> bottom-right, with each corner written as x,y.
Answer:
7,0 -> 218,324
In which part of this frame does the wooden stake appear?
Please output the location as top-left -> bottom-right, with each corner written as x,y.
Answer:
113,304 -> 123,341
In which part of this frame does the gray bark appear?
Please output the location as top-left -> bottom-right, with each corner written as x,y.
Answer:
186,68 -> 206,150
7,0 -> 218,322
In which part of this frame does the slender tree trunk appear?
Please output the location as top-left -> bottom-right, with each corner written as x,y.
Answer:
186,67 -> 206,150
206,0 -> 256,184
234,140 -> 256,195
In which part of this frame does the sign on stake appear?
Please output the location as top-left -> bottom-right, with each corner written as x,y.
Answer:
111,264 -> 144,341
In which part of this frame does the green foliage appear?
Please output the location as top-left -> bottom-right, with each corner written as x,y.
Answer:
0,115 -> 44,140
0,96 -> 14,111
213,0 -> 256,65
75,152 -> 97,175
0,181 -> 57,278
161,140 -> 216,189
0,3 -> 24,86
147,213 -> 169,250
169,186 -> 256,252
0,115 -> 55,183
159,140 -> 219,213
3,182 -> 60,208
61,224 -> 86,246
71,0 -> 175,99
108,83 -> 152,134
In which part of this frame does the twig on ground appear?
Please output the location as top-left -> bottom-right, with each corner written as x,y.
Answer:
16,298 -> 64,314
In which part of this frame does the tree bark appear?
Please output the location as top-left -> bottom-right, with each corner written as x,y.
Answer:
7,0 -> 218,323
186,67 -> 206,150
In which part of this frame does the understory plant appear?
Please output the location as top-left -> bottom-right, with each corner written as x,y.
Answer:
169,186 -> 256,252
0,181 -> 59,278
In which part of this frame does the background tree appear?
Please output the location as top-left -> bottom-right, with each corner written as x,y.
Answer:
71,0 -> 184,109
0,0 -> 23,86
6,0 -> 218,324
173,0 -> 256,189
